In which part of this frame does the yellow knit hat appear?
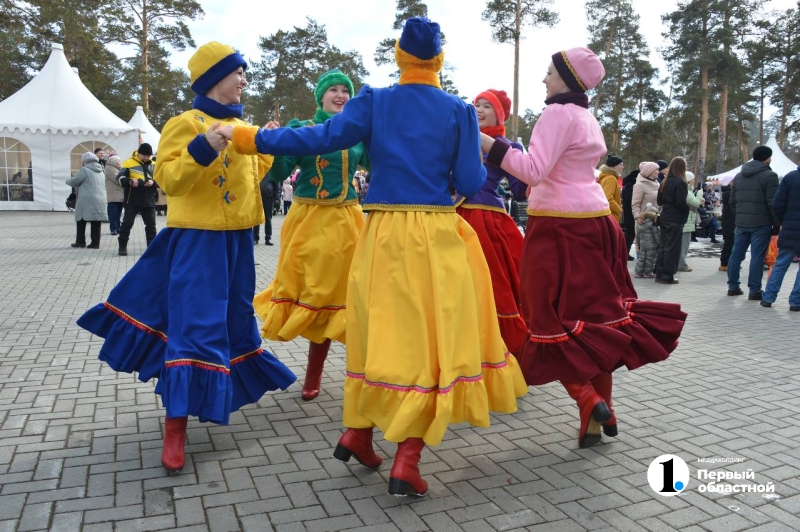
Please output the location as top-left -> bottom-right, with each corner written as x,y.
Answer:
188,42 -> 247,95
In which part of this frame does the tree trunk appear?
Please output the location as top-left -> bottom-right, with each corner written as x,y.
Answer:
609,44 -> 625,153
593,22 -> 617,116
778,33 -> 792,148
736,103 -> 747,165
715,7 -> 731,175
759,63 -> 765,144
697,10 -> 709,180
511,0 -> 521,140
715,83 -> 728,174
141,0 -> 149,116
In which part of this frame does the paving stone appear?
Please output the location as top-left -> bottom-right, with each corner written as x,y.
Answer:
206,505 -> 239,532
3,214 -> 800,532
17,502 -> 52,532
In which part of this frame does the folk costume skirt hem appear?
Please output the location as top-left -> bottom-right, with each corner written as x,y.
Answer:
456,206 -> 527,354
342,211 -> 528,446
77,228 -> 296,424
254,202 -> 364,344
518,215 -> 687,386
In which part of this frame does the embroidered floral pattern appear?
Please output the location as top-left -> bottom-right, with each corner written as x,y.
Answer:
223,191 -> 236,204
213,176 -> 227,188
193,114 -> 206,123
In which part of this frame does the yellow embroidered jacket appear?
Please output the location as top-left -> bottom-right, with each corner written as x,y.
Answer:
154,110 -> 273,230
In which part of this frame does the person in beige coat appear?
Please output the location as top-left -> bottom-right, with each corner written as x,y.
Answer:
105,155 -> 124,235
632,162 -> 660,225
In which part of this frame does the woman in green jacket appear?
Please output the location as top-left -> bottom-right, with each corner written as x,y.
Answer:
253,69 -> 369,401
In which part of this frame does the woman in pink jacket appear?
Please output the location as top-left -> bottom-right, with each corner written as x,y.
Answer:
480,48 -> 687,449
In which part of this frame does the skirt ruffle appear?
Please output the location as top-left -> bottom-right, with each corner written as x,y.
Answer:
457,206 -> 527,353
254,202 -> 364,344
342,211 -> 528,445
519,216 -> 687,386
77,228 -> 296,424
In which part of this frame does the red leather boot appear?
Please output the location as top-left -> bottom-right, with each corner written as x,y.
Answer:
562,382 -> 611,449
161,416 -> 188,471
333,428 -> 383,468
590,372 -> 618,437
302,339 -> 331,401
388,438 -> 428,497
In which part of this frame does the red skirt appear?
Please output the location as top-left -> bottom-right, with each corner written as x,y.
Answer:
519,215 -> 687,385
457,206 -> 527,354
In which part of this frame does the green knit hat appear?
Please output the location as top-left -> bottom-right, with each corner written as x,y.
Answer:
314,68 -> 354,107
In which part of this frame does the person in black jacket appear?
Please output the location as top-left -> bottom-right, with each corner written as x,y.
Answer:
719,183 -> 734,270
117,143 -> 158,256
726,146 -> 780,299
762,165 -> 800,311
253,176 -> 278,245
621,169 -> 638,260
654,157 -> 690,284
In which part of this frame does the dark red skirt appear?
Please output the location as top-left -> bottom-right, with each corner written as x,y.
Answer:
518,215 -> 687,385
457,206 -> 527,354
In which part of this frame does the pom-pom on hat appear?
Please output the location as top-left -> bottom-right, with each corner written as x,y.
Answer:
314,68 -> 354,107
474,89 -> 512,123
551,47 -> 605,93
398,17 -> 442,60
138,143 -> 153,156
606,155 -> 623,167
395,17 -> 445,75
639,161 -> 659,178
753,145 -> 773,162
189,41 -> 247,95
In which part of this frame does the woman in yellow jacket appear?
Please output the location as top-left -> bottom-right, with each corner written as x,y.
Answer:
597,155 -> 624,222
77,42 -> 295,472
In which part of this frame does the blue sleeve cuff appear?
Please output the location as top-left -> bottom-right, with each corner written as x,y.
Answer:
188,134 -> 218,167
486,138 -> 512,167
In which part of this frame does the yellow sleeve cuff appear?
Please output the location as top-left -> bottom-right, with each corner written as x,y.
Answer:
232,125 -> 260,155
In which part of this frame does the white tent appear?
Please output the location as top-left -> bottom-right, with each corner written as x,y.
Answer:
707,136 -> 799,186
128,106 -> 161,150
0,43 -> 139,211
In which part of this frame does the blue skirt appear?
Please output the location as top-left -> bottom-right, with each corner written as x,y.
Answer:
77,228 -> 296,424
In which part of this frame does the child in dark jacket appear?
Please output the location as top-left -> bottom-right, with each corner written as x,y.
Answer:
635,204 -> 661,278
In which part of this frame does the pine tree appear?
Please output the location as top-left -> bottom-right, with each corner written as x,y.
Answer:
103,0 -> 203,115
585,0 -> 661,154
248,18 -> 368,124
764,8 -> 800,149
482,0 -> 558,140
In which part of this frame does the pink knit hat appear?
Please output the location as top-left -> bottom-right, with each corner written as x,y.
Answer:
552,47 -> 605,92
639,161 -> 659,178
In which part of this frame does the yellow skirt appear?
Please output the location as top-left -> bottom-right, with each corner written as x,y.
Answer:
343,211 -> 528,445
254,202 -> 364,344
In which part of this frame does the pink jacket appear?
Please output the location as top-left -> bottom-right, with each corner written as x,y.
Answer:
496,103 -> 609,218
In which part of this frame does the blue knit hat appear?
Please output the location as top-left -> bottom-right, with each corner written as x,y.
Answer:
398,17 -> 442,60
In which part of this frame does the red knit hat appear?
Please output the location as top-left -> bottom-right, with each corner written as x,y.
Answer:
474,89 -> 512,124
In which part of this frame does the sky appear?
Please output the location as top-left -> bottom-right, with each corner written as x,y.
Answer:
166,0 -> 797,121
